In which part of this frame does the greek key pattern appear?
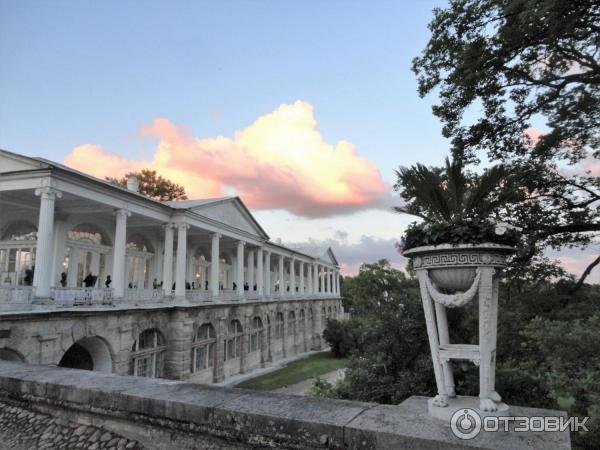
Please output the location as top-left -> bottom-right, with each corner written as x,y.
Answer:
413,252 -> 508,269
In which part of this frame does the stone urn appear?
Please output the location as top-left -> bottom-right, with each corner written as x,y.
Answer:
403,243 -> 515,418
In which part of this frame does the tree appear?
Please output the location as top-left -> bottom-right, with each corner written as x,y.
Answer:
108,169 -> 188,201
413,0 -> 599,286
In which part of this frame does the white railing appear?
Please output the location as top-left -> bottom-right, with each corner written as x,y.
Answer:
244,291 -> 261,301
51,288 -> 114,307
219,289 -> 241,302
0,286 -> 34,308
124,288 -> 164,302
185,290 -> 212,302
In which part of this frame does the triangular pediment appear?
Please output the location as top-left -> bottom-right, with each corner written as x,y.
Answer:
188,197 -> 269,239
321,248 -> 339,266
0,150 -> 49,174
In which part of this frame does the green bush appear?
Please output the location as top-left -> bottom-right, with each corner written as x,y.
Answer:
322,319 -> 361,357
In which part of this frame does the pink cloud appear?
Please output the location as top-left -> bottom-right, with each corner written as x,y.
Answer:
559,254 -> 600,280
524,127 -> 545,145
64,101 -> 389,217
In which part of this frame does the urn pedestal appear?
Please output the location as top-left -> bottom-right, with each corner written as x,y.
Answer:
404,243 -> 515,418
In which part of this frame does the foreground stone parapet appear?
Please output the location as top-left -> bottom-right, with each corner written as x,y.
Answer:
0,362 -> 570,449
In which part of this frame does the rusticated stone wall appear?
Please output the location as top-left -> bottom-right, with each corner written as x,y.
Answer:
0,400 -> 141,450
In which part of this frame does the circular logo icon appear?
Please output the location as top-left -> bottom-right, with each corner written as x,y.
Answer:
450,408 -> 482,440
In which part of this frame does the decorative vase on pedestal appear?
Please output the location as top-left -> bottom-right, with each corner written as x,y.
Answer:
403,243 -> 515,419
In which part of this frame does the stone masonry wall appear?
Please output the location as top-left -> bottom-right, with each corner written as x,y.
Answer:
0,399 -> 142,450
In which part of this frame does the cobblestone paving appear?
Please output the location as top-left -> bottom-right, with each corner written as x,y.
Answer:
0,401 -> 143,450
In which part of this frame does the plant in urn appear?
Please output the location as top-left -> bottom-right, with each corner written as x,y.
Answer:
395,158 -> 521,418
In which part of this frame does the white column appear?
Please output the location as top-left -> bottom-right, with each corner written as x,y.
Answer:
278,254 -> 284,296
313,263 -> 318,294
307,262 -> 313,296
210,233 -> 220,297
264,251 -> 271,297
237,241 -> 245,296
289,258 -> 295,296
153,241 -> 164,284
67,248 -> 79,287
299,261 -> 305,296
112,209 -> 129,298
186,255 -> 194,287
336,271 -> 341,296
136,257 -> 145,289
162,224 -> 174,293
91,253 -> 101,287
33,187 -> 61,297
256,247 -> 264,296
50,220 -> 68,287
247,249 -> 255,291
174,223 -> 188,298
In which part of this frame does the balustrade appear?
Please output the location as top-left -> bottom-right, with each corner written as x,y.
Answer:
0,286 -> 34,308
124,288 -> 164,302
51,288 -> 114,306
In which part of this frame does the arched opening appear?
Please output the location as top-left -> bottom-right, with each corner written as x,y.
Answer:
65,223 -> 112,288
0,347 -> 24,362
0,220 -> 37,286
58,336 -> 113,372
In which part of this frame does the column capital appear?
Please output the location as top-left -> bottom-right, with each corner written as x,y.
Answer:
35,186 -> 62,200
114,208 -> 131,218
176,222 -> 190,231
212,232 -> 222,239
162,222 -> 175,230
237,240 -> 246,247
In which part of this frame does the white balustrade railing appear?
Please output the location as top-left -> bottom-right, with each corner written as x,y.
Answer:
219,289 -> 241,302
124,288 -> 164,302
185,289 -> 212,302
0,286 -> 34,307
244,291 -> 261,301
51,288 -> 114,306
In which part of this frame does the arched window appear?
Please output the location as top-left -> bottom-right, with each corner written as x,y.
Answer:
248,317 -> 263,353
131,328 -> 166,378
1,221 -> 37,241
192,323 -> 216,372
224,320 -> 243,361
68,224 -> 108,245
327,306 -> 332,318
287,311 -> 296,336
321,307 -> 326,319
274,312 -> 284,339
127,234 -> 153,252
334,306 -> 338,318
0,221 -> 37,286
299,309 -> 306,333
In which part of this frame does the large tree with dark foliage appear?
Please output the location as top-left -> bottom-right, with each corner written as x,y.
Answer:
412,0 -> 599,286
108,169 -> 188,201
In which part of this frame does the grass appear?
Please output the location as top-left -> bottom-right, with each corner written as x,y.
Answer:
235,351 -> 348,391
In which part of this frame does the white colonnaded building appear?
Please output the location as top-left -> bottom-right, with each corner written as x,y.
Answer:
0,149 -> 343,383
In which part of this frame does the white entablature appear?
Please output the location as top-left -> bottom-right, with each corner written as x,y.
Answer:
0,149 -> 342,307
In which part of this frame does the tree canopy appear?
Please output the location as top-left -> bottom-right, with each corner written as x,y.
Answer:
108,169 -> 188,201
412,0 -> 599,284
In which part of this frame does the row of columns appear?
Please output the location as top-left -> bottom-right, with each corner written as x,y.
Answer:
30,187 -> 342,300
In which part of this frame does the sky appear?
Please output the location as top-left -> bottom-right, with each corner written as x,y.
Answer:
0,0 -> 597,280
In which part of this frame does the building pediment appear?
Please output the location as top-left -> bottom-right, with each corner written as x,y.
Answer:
167,197 -> 269,240
0,150 -> 49,174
